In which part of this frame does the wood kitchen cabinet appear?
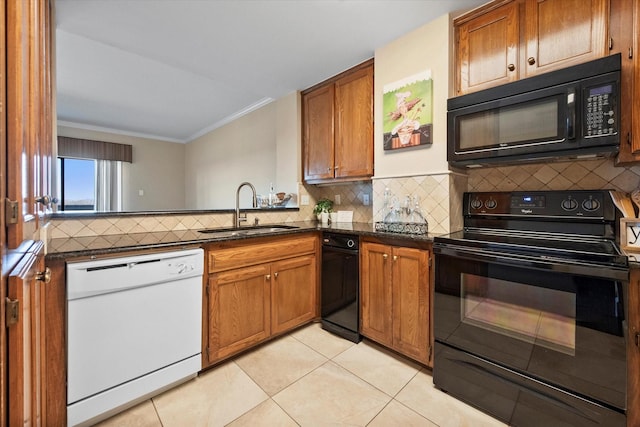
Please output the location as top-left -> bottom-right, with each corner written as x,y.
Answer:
454,0 -> 609,96
6,241 -> 47,427
302,59 -> 373,184
612,0 -> 640,164
360,240 -> 432,366
2,0 -> 54,425
204,234 -> 318,366
6,0 -> 54,245
628,267 -> 640,427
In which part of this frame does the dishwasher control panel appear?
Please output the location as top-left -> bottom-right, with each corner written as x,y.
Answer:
67,248 -> 204,300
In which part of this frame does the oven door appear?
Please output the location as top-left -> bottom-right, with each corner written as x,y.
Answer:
433,243 -> 627,411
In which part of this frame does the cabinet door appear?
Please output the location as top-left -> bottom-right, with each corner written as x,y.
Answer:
523,0 -> 608,77
456,1 -> 519,95
391,247 -> 430,364
360,242 -> 393,346
629,268 -> 640,427
7,242 -> 46,426
6,0 -> 53,247
206,264 -> 271,363
271,255 -> 317,334
334,65 -> 373,178
303,84 -> 335,181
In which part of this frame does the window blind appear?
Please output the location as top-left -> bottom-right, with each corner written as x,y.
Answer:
57,136 -> 133,163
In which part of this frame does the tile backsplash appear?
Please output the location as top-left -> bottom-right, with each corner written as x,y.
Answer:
466,158 -> 640,193
48,158 -> 640,243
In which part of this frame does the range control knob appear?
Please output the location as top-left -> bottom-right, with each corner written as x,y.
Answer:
561,198 -> 578,211
484,199 -> 497,209
346,239 -> 356,248
470,198 -> 483,209
582,198 -> 600,211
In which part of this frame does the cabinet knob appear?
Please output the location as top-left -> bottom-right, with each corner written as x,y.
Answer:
36,267 -> 51,284
266,274 -> 271,280
393,255 -> 398,261
382,253 -> 388,260
527,57 -> 536,65
507,63 -> 515,71
36,195 -> 53,207
327,167 -> 331,172
274,272 -> 278,278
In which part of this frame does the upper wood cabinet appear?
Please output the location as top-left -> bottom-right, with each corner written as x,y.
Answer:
454,0 -> 610,96
457,1 -> 519,94
612,0 -> 640,164
302,60 -> 373,184
6,0 -> 54,246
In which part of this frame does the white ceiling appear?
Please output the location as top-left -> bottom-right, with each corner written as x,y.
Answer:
55,0 -> 486,143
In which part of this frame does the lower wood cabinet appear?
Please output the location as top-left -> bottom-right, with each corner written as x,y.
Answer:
271,255 -> 317,334
207,263 -> 272,362
628,267 -> 640,427
204,234 -> 318,367
360,240 -> 432,366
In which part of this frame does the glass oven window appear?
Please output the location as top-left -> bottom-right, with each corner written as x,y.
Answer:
434,251 -> 627,410
461,274 -> 576,356
457,98 -> 560,151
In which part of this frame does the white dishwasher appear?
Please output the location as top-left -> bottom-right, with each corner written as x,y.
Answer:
66,248 -> 204,427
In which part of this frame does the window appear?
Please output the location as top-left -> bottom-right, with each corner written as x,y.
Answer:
58,158 -> 96,210
57,158 -> 122,211
56,136 -> 131,212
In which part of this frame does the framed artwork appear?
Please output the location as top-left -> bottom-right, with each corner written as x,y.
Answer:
383,70 -> 433,151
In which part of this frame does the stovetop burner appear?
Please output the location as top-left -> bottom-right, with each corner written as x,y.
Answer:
434,190 -> 629,278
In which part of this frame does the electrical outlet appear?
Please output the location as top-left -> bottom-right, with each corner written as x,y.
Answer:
335,194 -> 341,205
300,195 -> 310,205
363,193 -> 370,206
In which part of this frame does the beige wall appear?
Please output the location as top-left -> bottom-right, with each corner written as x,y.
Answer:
371,14 -> 457,233
57,125 -> 186,211
184,93 -> 300,209
373,13 -> 451,178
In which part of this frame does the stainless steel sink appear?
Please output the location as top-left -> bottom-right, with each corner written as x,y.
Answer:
198,224 -> 299,237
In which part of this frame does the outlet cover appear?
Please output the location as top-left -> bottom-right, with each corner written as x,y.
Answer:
335,194 -> 341,205
363,194 -> 370,205
300,195 -> 310,205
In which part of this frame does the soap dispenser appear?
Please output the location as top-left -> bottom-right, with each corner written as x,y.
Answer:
268,183 -> 275,207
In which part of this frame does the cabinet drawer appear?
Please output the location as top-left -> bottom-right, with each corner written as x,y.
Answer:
208,234 -> 317,273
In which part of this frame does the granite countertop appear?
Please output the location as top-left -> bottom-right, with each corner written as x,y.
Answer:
46,221 -> 439,260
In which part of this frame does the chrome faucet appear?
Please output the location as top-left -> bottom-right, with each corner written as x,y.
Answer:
235,182 -> 258,228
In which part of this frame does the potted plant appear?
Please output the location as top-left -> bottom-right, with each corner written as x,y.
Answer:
313,198 -> 334,223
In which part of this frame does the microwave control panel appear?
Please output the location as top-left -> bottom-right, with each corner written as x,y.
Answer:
584,83 -> 617,137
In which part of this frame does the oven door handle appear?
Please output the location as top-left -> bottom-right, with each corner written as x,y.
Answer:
433,243 -> 628,281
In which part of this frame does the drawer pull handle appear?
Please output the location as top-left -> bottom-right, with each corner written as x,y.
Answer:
382,254 -> 388,260
266,274 -> 271,280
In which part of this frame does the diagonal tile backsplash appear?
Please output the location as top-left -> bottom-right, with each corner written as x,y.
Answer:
466,158 -> 640,193
48,158 -> 640,243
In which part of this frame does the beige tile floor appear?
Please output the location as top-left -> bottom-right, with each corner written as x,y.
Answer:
95,322 -> 507,427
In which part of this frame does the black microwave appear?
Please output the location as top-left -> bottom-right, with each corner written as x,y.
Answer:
447,54 -> 621,167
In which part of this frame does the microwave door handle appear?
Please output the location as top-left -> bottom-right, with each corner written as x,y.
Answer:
566,90 -> 576,140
